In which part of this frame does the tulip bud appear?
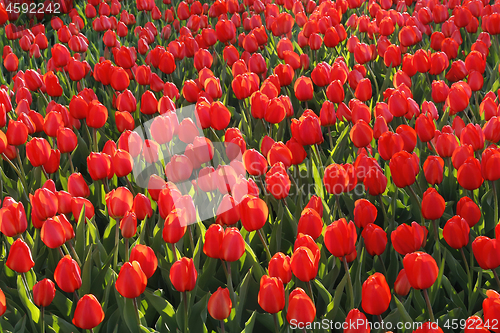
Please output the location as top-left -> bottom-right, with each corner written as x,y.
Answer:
6,239 -> 35,273
208,287 -> 232,320
72,294 -> 105,329
116,261 -> 147,298
170,257 -> 197,292
33,279 -> 56,307
361,273 -> 391,315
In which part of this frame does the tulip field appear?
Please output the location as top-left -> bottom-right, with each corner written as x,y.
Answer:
2,0 -> 500,332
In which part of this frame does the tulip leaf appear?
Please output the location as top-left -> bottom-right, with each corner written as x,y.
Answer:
188,293 -> 209,333
241,311 -> 257,333
324,273 -> 347,321
52,290 -> 73,320
80,245 -> 94,296
441,275 -> 467,313
75,205 -> 87,262
114,288 -> 142,333
394,296 -> 413,325
143,290 -> 178,332
313,279 -> 332,316
16,274 -> 40,332
44,314 -> 79,333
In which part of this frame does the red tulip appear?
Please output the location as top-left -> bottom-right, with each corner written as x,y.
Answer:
33,278 -> 56,308
105,187 -> 133,219
349,119 -> 373,148
353,199 -> 377,228
394,269 -> 411,296
457,157 -> 483,190
291,245 -> 320,282
472,236 -> 500,270
423,155 -> 444,185
269,252 -> 292,284
130,244 -> 158,279
6,239 -> 35,273
286,288 -> 316,326
220,227 -> 245,262
170,257 -> 197,292
297,208 -> 323,240
344,309 -> 370,333
294,76 -> 314,101
239,195 -> 268,232
389,151 -> 419,188
258,275 -> 285,314
362,273 -> 391,315
456,196 -> 481,227
0,199 -> 27,237
443,216 -> 470,249
203,224 -> 224,259
403,251 -> 439,289
391,222 -> 427,255
421,188 -> 445,220
324,218 -> 357,258
265,162 -> 291,200
54,255 -> 82,293
362,224 -> 387,256
208,287 -> 232,320
72,294 -> 104,329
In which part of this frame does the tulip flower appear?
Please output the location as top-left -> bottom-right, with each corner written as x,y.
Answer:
33,279 -> 56,308
456,196 -> 481,227
391,222 -> 427,255
208,287 -> 232,321
130,244 -> 157,279
362,224 -> 387,257
297,208 -> 323,240
344,309 -> 370,333
361,273 -> 391,315
403,252 -> 439,319
72,294 -> 105,329
106,187 -> 134,219
258,275 -> 285,314
269,252 -> 292,285
0,199 -> 27,237
286,288 -> 316,326
394,269 -> 411,297
170,257 -> 197,293
6,239 -> 35,273
353,199 -> 377,228
290,246 -> 320,282
54,255 -> 82,293
116,261 -> 147,299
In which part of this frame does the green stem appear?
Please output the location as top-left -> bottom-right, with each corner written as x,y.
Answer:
21,272 -> 32,301
327,126 -> 334,151
67,242 -> 82,267
114,219 -> 120,270
125,177 -> 136,196
183,291 -> 189,333
423,289 -> 435,322
92,128 -> 98,152
187,225 -> 196,256
273,313 -> 280,333
125,238 -> 130,262
493,270 -> 500,290
226,261 -> 236,304
306,280 -> 315,304
257,229 -> 272,262
460,248 -> 470,277
171,243 -> 178,262
220,320 -> 225,333
133,297 -> 141,326
67,153 -> 75,174
379,255 -> 388,277
41,307 -> 45,333
342,256 -> 354,311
